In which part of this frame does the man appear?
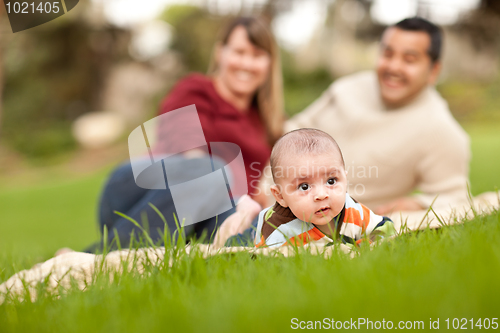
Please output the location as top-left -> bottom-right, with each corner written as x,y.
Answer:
284,17 -> 470,215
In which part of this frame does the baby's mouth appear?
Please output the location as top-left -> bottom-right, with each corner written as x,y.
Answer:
315,207 -> 331,216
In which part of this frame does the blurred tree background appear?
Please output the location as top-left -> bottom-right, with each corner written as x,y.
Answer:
159,5 -> 221,73
0,0 -> 499,162
1,2 -> 131,159
438,0 -> 500,123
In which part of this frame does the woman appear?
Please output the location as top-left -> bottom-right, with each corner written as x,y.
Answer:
84,16 -> 284,252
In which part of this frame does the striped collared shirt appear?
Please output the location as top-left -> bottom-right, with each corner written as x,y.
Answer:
255,193 -> 395,248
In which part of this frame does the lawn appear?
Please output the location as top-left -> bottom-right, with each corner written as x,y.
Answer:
0,169 -> 108,280
465,123 -> 500,195
0,122 -> 499,332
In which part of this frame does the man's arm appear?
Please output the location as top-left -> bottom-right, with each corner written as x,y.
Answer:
412,121 -> 470,209
373,197 -> 424,215
376,121 -> 470,214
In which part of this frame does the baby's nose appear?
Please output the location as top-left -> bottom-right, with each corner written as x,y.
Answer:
314,188 -> 329,201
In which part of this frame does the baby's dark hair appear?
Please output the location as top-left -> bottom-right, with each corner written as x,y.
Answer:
270,128 -> 345,182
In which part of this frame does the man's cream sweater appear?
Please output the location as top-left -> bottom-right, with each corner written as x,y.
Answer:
285,71 -> 470,209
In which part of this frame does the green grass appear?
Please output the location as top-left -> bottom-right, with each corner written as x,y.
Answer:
0,122 -> 499,332
1,211 -> 499,332
0,170 -> 107,279
464,123 -> 500,195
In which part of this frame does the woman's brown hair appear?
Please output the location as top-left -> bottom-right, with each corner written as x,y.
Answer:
208,16 -> 284,145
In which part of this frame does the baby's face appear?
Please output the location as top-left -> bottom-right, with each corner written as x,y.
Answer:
272,152 -> 347,226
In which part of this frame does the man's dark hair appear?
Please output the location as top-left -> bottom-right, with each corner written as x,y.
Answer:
393,17 -> 442,63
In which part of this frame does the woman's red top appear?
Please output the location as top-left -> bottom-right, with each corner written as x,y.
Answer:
157,73 -> 271,196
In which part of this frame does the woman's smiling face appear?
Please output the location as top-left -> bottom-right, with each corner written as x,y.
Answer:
216,25 -> 271,99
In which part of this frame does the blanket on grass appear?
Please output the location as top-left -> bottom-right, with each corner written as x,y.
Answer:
1,191 -> 498,304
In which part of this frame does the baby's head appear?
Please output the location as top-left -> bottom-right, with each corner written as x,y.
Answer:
270,128 -> 347,225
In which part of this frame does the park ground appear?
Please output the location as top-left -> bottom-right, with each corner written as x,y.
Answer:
0,122 -> 499,332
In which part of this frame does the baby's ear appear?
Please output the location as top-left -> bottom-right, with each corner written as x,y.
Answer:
270,184 -> 288,207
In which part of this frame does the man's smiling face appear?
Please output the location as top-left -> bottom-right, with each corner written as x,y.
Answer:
376,27 -> 441,109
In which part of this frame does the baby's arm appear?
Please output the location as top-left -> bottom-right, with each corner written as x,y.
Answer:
365,217 -> 396,243
343,216 -> 396,248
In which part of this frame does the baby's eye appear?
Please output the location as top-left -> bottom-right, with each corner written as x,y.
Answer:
298,183 -> 310,191
327,178 -> 337,185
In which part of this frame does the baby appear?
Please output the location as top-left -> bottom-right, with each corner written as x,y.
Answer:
255,128 -> 395,248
